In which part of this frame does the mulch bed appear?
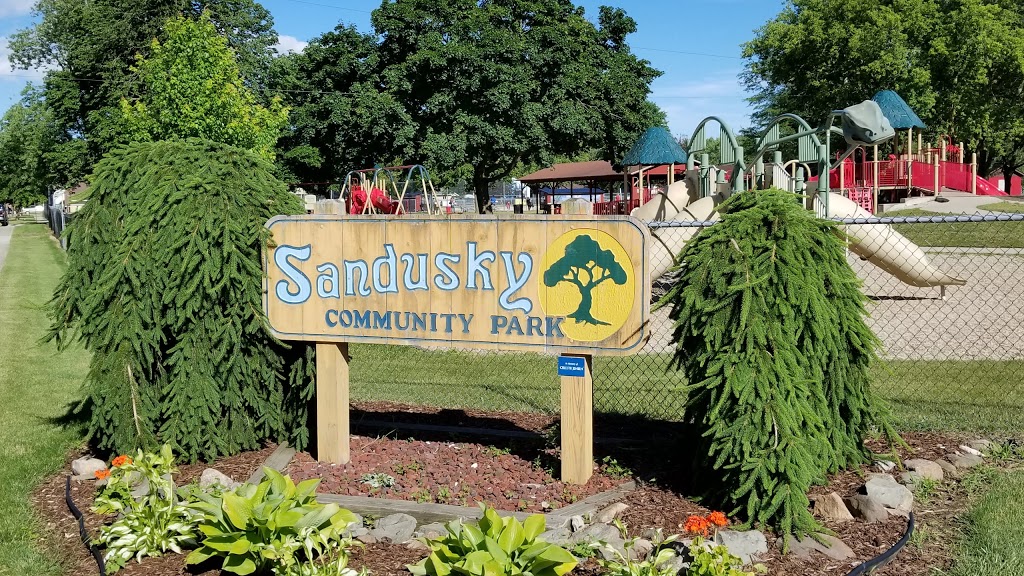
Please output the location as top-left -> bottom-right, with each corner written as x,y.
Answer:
29,407 -> 1004,576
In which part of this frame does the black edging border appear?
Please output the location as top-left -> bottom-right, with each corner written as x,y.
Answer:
65,475 -> 106,576
845,512 -> 915,576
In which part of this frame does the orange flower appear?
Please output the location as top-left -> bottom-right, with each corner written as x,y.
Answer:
94,468 -> 111,480
111,455 -> 133,467
707,511 -> 728,527
683,515 -> 710,536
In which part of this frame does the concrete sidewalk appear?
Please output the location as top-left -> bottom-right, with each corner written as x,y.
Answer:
0,224 -> 12,275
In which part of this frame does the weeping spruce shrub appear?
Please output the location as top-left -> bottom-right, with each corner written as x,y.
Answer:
47,139 -> 315,462
659,188 -> 895,537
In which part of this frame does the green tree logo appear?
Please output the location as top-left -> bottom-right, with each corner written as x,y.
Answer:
543,234 -> 628,326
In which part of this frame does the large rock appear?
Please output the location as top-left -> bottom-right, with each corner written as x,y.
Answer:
844,495 -> 888,523
948,453 -> 984,469
779,534 -> 854,561
862,474 -> 914,513
716,530 -> 768,565
904,459 -> 944,482
414,522 -> 448,540
71,457 -> 106,480
968,439 -> 993,454
628,538 -> 654,561
812,492 -> 854,523
370,513 -> 417,544
595,502 -> 629,524
538,527 -> 572,546
572,523 -> 625,559
199,468 -> 241,491
570,515 -> 585,532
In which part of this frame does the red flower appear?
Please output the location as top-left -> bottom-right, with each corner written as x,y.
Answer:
707,511 -> 728,527
94,469 -> 111,480
684,515 -> 710,536
111,455 -> 133,467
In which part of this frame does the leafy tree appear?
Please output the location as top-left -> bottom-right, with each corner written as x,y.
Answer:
370,0 -> 665,213
543,235 -> 627,326
117,14 -> 288,159
660,188 -> 893,537
742,0 -> 1024,182
9,0 -> 279,179
47,139 -> 315,462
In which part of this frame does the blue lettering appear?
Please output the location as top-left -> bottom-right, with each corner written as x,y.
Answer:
316,263 -> 340,298
412,312 -> 427,331
344,260 -> 371,297
395,311 -> 410,331
527,316 -> 543,336
353,309 -> 371,329
505,315 -> 524,336
372,244 -> 399,294
325,309 -> 339,327
499,252 -> 533,313
401,253 -> 429,291
458,314 -> 473,333
545,316 -> 565,338
373,310 -> 391,330
490,315 -> 508,334
273,245 -> 312,304
466,242 -> 495,290
441,313 -> 456,333
339,310 -> 353,327
433,253 -> 460,290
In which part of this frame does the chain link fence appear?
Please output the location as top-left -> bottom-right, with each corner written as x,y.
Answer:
348,208 -> 1024,432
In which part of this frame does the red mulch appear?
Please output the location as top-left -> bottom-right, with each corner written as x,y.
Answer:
29,411 -> 1006,576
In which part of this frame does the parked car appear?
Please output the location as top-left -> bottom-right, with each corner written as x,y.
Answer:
0,204 -> 9,226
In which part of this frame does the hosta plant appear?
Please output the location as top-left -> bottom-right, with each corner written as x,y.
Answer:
684,537 -> 763,576
186,468 -> 360,575
97,498 -> 198,572
407,503 -> 577,576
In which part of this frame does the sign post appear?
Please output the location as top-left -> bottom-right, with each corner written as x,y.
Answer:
263,215 -> 650,482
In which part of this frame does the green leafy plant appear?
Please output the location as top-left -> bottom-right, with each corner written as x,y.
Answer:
684,537 -> 763,576
436,486 -> 452,503
186,468 -> 360,575
595,521 -> 678,576
93,445 -> 199,572
659,189 -> 897,537
569,541 -> 598,559
360,472 -> 396,489
486,446 -> 512,457
411,488 -> 432,503
600,457 -> 632,480
913,477 -> 940,504
407,503 -> 577,576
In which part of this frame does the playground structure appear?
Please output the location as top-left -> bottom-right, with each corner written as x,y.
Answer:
338,164 -> 441,215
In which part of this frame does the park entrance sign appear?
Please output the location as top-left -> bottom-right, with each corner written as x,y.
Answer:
262,214 -> 651,484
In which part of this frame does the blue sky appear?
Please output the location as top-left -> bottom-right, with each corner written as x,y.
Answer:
0,0 -> 785,137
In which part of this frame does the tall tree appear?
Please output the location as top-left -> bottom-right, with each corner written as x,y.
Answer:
117,15 -> 288,159
9,0 -> 279,179
742,0 -> 1024,180
370,0 -> 664,213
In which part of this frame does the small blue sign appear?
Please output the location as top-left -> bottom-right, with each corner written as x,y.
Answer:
557,355 -> 587,377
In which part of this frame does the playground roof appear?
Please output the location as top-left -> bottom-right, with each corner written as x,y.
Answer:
872,90 -> 926,129
620,126 -> 688,166
518,160 -> 624,184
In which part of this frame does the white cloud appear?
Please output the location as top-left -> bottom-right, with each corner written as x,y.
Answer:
649,71 -> 753,137
0,0 -> 35,19
273,35 -> 308,55
0,37 -> 53,85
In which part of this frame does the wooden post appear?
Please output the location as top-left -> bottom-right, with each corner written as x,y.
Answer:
918,132 -> 923,162
560,354 -> 593,485
315,342 -> 350,464
971,153 -> 978,195
873,145 -> 880,211
934,154 -> 940,193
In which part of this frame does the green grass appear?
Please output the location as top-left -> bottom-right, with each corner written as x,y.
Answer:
983,201 -> 1024,214
349,345 -> 1024,433
885,208 -> 1024,248
0,224 -> 90,576
948,468 -> 1024,575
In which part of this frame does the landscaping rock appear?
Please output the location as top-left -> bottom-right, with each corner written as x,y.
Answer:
655,553 -> 685,575
812,492 -> 853,523
716,530 -> 768,565
406,540 -> 430,552
899,471 -> 922,490
573,523 -> 625,559
356,534 -> 378,545
936,459 -> 960,478
904,459 -> 944,482
862,474 -> 914,513
875,460 -> 896,473
371,513 -> 417,544
843,495 -> 888,523
570,515 -> 585,532
199,468 -> 241,490
628,538 -> 654,561
414,522 -> 448,540
538,527 -> 572,546
959,445 -> 983,457
779,534 -> 854,561
71,457 -> 106,480
947,453 -> 984,469
968,439 -> 993,454
595,502 -> 629,524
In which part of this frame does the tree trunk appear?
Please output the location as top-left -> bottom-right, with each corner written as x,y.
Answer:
473,167 -> 493,214
567,286 -> 610,326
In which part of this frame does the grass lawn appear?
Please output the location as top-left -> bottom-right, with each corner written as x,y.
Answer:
884,208 -> 1024,248
349,345 -> 1024,433
983,201 -> 1024,214
948,468 -> 1024,575
0,224 -> 90,576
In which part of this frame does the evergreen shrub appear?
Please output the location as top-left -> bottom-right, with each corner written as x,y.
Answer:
48,139 -> 314,462
660,188 -> 894,536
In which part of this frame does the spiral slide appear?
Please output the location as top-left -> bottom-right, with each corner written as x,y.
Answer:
633,182 -> 965,288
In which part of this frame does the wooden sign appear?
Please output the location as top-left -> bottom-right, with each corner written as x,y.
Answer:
263,215 -> 651,355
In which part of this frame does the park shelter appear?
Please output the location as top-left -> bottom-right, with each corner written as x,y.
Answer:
518,160 -> 624,206
620,127 -> 688,207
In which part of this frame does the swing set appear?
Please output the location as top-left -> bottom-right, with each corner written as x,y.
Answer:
339,164 -> 441,216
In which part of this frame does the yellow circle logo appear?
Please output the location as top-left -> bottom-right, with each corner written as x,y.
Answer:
538,228 -> 635,342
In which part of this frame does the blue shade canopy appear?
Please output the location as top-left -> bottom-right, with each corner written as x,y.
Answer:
620,127 -> 688,166
871,90 -> 926,130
